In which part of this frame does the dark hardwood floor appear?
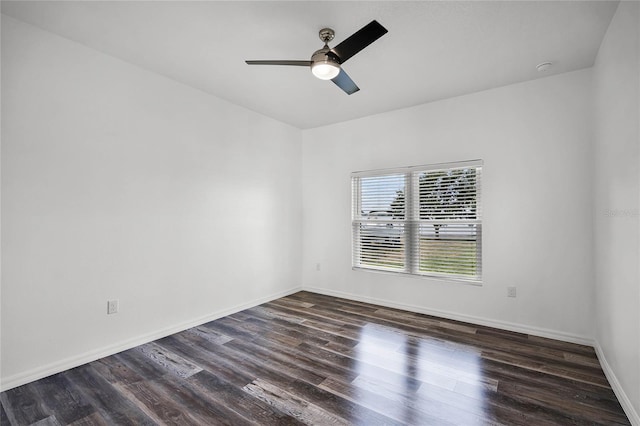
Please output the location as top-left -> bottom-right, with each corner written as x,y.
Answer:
0,291 -> 630,425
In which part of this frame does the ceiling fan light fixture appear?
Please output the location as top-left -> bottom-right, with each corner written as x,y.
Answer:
311,61 -> 340,80
310,48 -> 340,80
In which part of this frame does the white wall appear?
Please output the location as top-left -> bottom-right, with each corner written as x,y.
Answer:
1,16 -> 302,389
592,1 -> 640,422
302,69 -> 595,342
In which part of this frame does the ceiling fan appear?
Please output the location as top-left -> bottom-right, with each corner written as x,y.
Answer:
245,20 -> 388,95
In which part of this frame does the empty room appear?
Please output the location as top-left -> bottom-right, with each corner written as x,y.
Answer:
1,1 -> 638,425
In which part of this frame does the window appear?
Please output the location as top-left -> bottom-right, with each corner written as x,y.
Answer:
352,160 -> 482,282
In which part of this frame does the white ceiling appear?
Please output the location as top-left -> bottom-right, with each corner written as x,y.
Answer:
1,1 -> 619,129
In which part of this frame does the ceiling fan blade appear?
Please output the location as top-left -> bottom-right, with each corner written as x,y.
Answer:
332,20 -> 388,63
245,60 -> 311,66
331,68 -> 360,95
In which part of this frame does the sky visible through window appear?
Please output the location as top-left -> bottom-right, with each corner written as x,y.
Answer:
360,175 -> 404,214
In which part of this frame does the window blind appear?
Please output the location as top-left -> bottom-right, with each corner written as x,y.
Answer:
352,174 -> 407,272
352,160 -> 482,282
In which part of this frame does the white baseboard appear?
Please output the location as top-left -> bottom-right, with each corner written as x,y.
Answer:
302,286 -> 594,346
0,286 -> 302,392
594,341 -> 640,426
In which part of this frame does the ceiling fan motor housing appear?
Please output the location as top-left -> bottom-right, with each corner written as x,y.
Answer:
311,47 -> 341,66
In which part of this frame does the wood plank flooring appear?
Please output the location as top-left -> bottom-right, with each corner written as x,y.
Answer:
0,291 -> 631,425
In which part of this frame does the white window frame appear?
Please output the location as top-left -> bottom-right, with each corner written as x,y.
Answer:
352,160 -> 482,283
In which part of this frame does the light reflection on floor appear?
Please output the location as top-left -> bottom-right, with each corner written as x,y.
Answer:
352,323 -> 490,424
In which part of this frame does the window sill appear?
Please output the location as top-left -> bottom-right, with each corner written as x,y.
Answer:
352,266 -> 483,286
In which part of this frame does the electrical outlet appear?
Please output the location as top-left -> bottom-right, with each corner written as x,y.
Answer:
107,300 -> 119,315
507,287 -> 517,298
